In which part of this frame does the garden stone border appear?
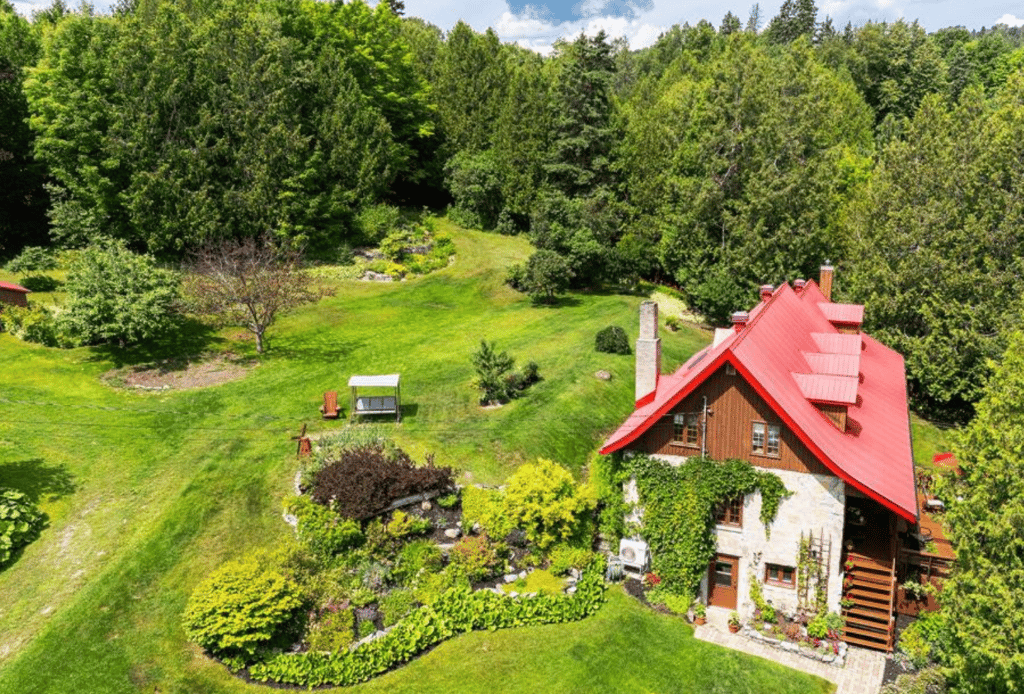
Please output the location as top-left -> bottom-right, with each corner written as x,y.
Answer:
741,625 -> 848,667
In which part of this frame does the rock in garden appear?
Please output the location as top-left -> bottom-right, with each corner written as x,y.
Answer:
595,370 -> 612,381
570,568 -> 581,580
518,570 -> 527,579
421,500 -> 432,511
444,528 -> 461,539
566,586 -> 577,595
504,574 -> 518,583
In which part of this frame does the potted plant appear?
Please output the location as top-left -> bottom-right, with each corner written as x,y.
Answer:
728,611 -> 741,633
692,602 -> 707,626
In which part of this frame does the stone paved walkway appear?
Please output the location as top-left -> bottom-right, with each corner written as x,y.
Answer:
695,624 -> 886,694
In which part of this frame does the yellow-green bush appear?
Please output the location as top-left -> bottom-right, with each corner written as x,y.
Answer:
183,560 -> 304,664
504,459 -> 593,550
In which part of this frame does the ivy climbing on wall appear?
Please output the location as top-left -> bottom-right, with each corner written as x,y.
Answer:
624,454 -> 789,598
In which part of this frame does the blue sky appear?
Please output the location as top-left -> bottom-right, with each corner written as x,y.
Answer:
12,0 -> 1024,52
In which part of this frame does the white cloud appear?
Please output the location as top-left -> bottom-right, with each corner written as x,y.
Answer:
995,13 -> 1024,27
495,8 -> 665,53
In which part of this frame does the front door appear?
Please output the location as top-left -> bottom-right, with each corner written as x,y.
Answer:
708,554 -> 739,609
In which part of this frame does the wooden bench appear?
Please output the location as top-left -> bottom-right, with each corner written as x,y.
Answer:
320,390 -> 341,419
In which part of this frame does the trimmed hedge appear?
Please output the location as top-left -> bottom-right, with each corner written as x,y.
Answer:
249,556 -> 607,687
595,326 -> 630,355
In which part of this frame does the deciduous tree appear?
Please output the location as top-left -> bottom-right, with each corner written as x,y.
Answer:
185,236 -> 321,354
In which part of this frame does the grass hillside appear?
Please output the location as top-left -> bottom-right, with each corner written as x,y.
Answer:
6,223 -> 821,694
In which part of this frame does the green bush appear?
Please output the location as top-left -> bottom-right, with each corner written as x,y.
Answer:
645,587 -> 692,614
879,665 -> 947,694
898,612 -> 948,669
461,486 -> 514,539
380,588 -> 416,627
449,535 -> 501,582
0,489 -> 47,567
500,569 -> 564,596
306,604 -> 354,654
249,556 -> 607,687
503,458 -> 594,551
358,619 -> 375,638
412,566 -> 471,607
385,510 -> 431,540
0,304 -> 61,346
595,326 -> 631,355
354,204 -> 402,245
183,560 -> 304,663
287,496 -> 364,558
547,544 -> 595,575
394,539 -> 443,584
4,246 -> 57,273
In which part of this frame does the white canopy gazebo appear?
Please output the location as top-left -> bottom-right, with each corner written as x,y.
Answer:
347,374 -> 401,422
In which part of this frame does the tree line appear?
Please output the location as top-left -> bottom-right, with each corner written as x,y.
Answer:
3,0 -> 1024,416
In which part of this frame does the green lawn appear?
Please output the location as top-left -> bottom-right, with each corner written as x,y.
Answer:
0,224 -> 833,693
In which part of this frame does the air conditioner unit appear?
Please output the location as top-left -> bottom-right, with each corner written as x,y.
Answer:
619,538 -> 651,572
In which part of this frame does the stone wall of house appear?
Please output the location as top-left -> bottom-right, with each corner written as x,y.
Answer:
621,455 -> 845,618
702,467 -> 846,618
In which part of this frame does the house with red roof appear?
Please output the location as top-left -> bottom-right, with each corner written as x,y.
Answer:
0,281 -> 31,309
601,266 -> 930,652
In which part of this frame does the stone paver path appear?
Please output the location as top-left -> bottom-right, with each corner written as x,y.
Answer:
695,624 -> 886,694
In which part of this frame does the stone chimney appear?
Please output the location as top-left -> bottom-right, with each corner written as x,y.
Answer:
820,264 -> 834,302
760,284 -> 773,302
636,301 -> 661,403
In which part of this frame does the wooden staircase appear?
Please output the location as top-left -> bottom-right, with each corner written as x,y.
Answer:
841,552 -> 896,651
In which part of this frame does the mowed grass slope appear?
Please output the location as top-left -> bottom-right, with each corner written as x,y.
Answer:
0,224 -> 830,694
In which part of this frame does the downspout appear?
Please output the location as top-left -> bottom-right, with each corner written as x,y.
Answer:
701,396 -> 708,459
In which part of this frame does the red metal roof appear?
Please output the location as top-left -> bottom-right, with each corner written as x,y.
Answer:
0,281 -> 30,293
818,302 -> 864,325
793,373 -> 859,405
802,352 -> 860,377
601,280 -> 918,522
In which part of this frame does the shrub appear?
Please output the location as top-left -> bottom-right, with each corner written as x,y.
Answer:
521,250 -> 574,305
385,510 -> 431,539
394,539 -> 443,584
879,666 -> 947,694
461,486 -> 514,539
310,443 -> 454,521
4,246 -> 57,273
286,496 -> 364,558
380,589 -> 416,627
354,204 -> 402,245
412,566 -> 471,606
503,459 -> 594,550
0,489 -> 47,567
183,560 -> 303,663
436,491 -> 460,509
306,603 -> 355,654
59,239 -> 179,348
249,556 -> 607,687
449,535 -> 500,582
17,275 -> 60,292
547,544 -> 595,575
500,569 -> 564,596
595,325 -> 631,355
0,304 -> 61,346
645,587 -> 692,614
505,263 -> 527,291
472,340 -> 541,405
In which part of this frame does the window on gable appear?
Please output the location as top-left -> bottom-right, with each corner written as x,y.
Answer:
752,421 -> 781,457
764,563 -> 795,588
673,412 -> 700,447
714,495 -> 743,527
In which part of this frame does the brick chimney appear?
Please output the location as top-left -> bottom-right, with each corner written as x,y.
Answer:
731,311 -> 749,332
819,264 -> 834,302
760,284 -> 773,302
636,301 -> 661,404
793,279 -> 806,291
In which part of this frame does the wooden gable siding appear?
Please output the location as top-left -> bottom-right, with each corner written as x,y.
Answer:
816,403 -> 847,431
634,364 -> 832,476
0,288 -> 28,308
